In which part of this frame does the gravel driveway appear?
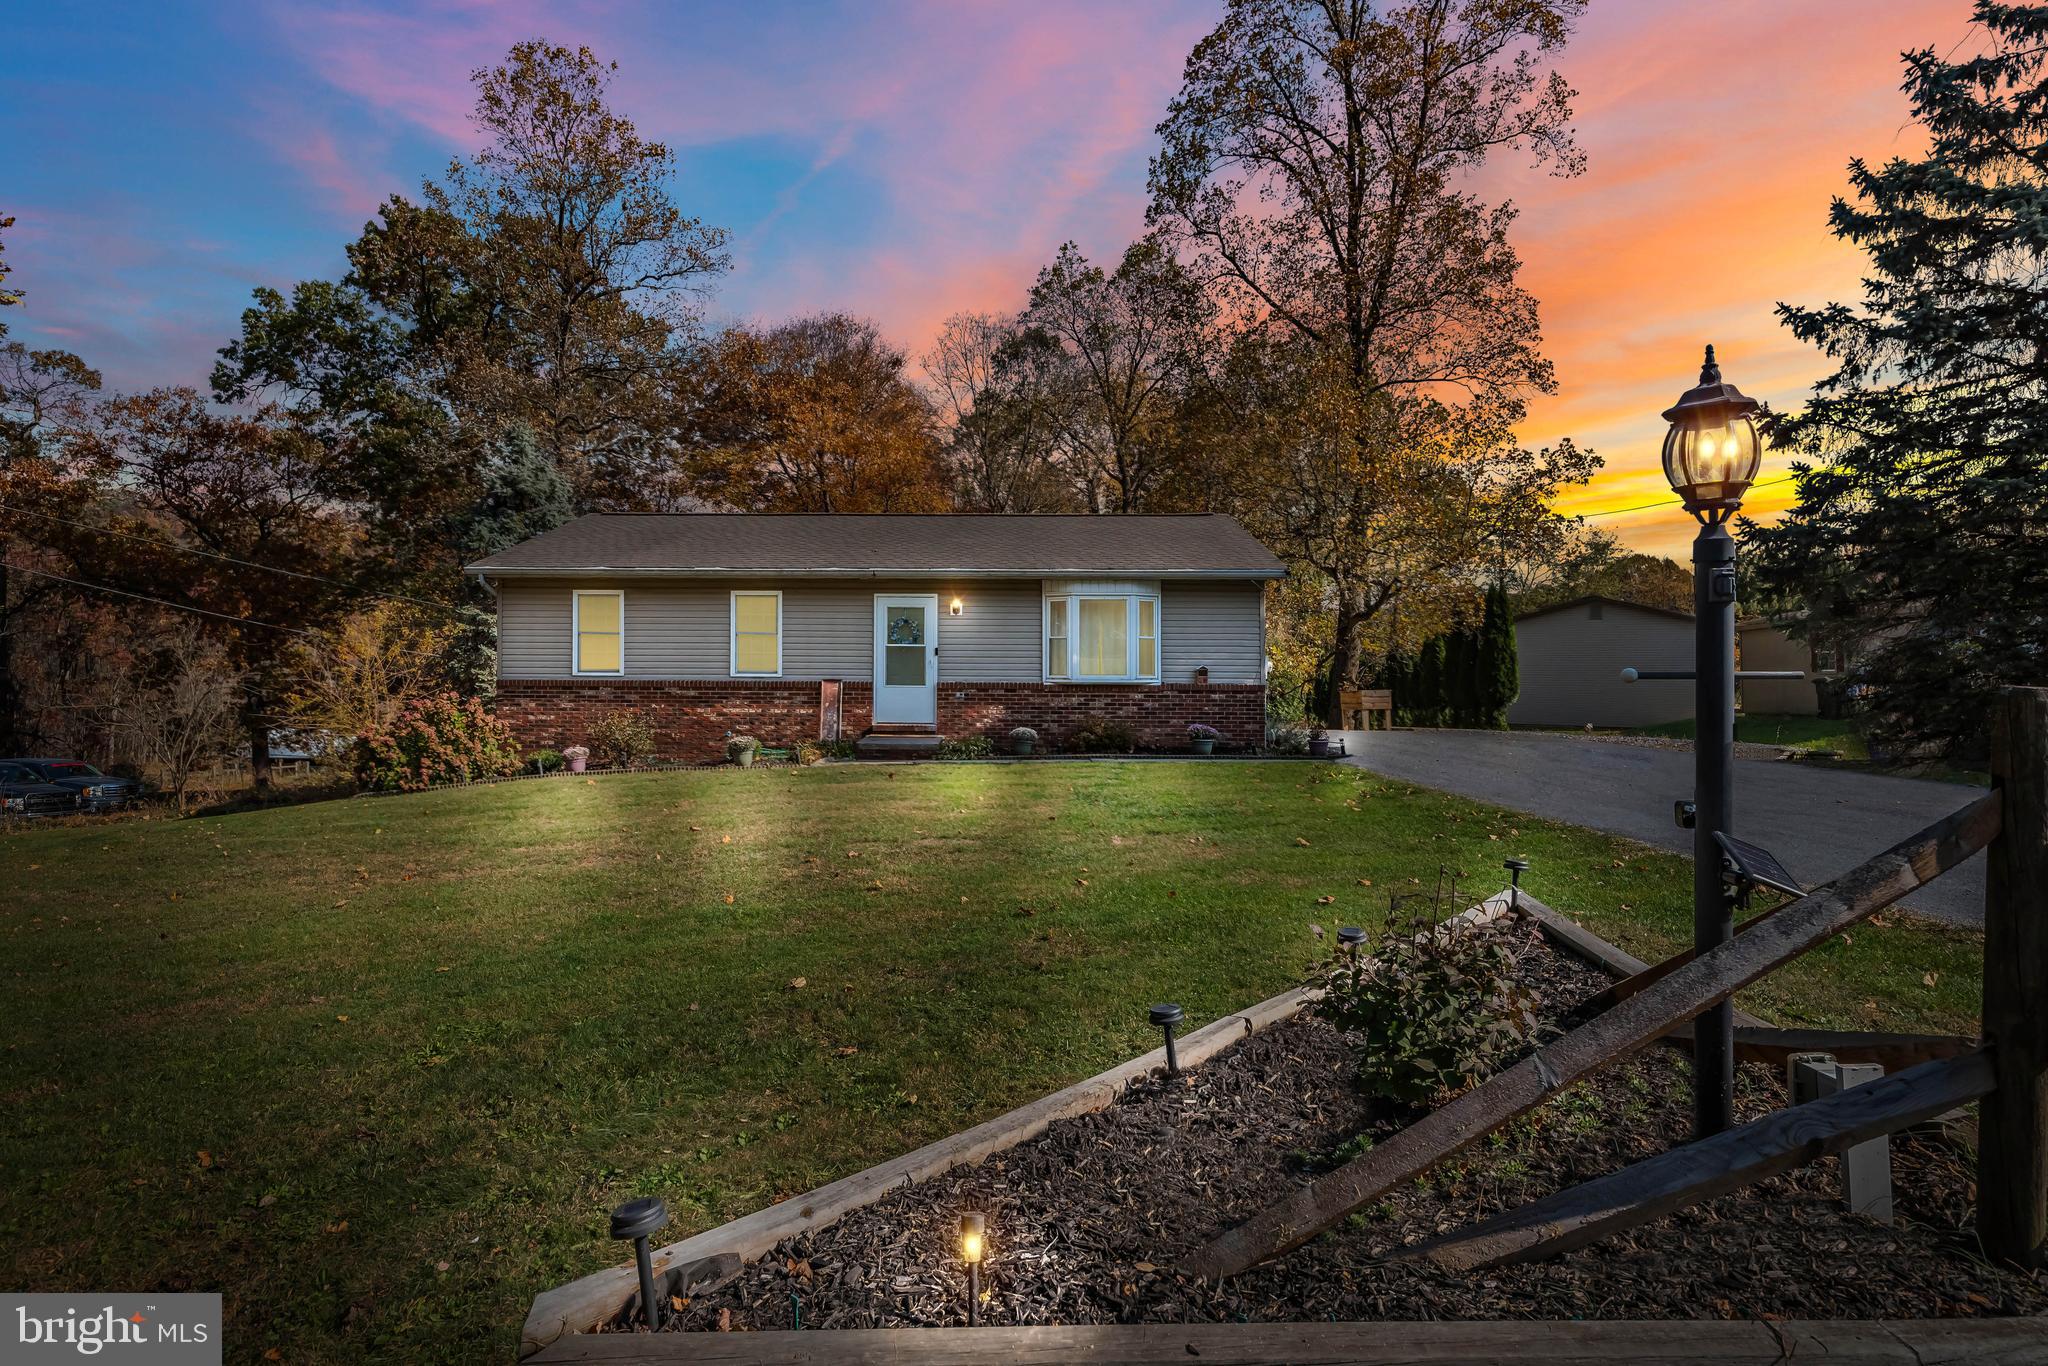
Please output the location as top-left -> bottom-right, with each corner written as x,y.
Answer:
1338,728 -> 1987,927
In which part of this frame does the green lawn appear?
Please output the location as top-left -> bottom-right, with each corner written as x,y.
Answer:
1634,713 -> 1872,760
0,764 -> 1981,1364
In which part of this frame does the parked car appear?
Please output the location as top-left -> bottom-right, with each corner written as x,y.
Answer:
3,758 -> 142,812
0,762 -> 81,818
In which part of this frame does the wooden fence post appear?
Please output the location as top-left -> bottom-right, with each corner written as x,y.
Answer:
1981,685 -> 2048,1267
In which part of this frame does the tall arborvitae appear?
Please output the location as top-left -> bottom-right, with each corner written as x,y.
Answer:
1747,1 -> 2048,761
1477,584 -> 1519,728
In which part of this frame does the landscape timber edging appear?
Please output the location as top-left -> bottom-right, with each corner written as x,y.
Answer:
522,1316 -> 2048,1364
520,899 -> 1518,1357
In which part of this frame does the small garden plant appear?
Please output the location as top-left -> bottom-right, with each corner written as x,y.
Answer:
726,734 -> 759,766
1188,722 -> 1221,753
1308,912 -> 1545,1105
589,710 -> 656,768
527,749 -> 564,774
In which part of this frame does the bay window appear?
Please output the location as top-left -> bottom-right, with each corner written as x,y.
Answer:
1043,583 -> 1160,683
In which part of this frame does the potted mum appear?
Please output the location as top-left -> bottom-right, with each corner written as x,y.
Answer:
1008,726 -> 1038,757
1187,722 -> 1221,756
563,744 -> 590,774
727,734 -> 759,768
1307,724 -> 1331,758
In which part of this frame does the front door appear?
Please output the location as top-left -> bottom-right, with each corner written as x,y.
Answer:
873,594 -> 939,725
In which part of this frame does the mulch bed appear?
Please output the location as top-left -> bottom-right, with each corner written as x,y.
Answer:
655,916 -> 2042,1332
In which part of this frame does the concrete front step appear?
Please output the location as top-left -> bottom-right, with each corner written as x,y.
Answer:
854,732 -> 945,759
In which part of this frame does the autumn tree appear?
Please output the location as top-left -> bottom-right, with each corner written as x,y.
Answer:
1748,1 -> 2048,762
212,40 -> 730,581
922,312 -> 1077,512
1016,239 -> 1213,511
692,313 -> 950,512
75,390 -> 358,787
1149,0 -> 1593,721
0,221 -> 104,752
1510,528 -> 1693,616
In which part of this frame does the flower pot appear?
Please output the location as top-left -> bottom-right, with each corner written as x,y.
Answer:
1191,738 -> 1216,756
568,755 -> 586,773
734,749 -> 756,768
1308,737 -> 1331,757
1012,739 -> 1035,756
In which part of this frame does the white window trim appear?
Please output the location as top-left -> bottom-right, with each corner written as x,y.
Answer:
729,589 -> 784,678
571,589 -> 625,677
1042,591 -> 1161,684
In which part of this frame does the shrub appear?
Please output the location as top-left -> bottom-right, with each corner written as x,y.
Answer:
352,693 -> 520,793
1066,719 -> 1136,753
528,749 -> 565,774
1308,914 -> 1544,1105
1267,722 -> 1310,755
1187,722 -> 1222,741
936,735 -> 994,759
588,710 -> 656,768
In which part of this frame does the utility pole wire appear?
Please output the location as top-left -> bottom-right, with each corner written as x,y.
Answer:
3,561 -> 319,637
0,502 -> 475,617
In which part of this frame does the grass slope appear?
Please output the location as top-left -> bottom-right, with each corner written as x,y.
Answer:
0,763 -> 1980,1363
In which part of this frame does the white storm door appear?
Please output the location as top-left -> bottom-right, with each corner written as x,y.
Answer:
873,594 -> 939,724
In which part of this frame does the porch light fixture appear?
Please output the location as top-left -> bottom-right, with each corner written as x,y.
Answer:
1660,345 -> 1762,521
1149,1002 -> 1184,1075
610,1196 -> 670,1331
959,1211 -> 986,1325
949,597 -> 964,616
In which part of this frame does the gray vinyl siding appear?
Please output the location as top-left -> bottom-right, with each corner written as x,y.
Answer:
1161,583 -> 1264,685
501,576 -> 1232,683
1507,603 -> 1694,728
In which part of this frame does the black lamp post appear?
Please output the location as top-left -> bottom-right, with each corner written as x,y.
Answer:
1660,344 -> 1762,1140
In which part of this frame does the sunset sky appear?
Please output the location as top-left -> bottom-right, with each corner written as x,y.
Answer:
2,1 -> 1976,558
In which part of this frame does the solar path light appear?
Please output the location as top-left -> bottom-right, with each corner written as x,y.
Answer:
959,1211 -> 986,1325
610,1196 -> 670,1331
1336,926 -> 1367,961
1149,1003 -> 1184,1075
1503,857 -> 1529,907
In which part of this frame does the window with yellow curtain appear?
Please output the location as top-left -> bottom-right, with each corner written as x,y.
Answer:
731,592 -> 781,675
574,591 -> 623,675
1137,598 -> 1157,679
1076,599 -> 1129,678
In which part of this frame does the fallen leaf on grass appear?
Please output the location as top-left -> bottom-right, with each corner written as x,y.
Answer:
336,1015 -> 350,1023
720,835 -> 731,845
835,1045 -> 859,1056
723,893 -> 735,905
1295,837 -> 1311,847
788,977 -> 807,990
1357,878 -> 1372,886
1923,971 -> 1940,987
1316,895 -> 1336,905
436,1261 -> 450,1272
197,1150 -> 213,1169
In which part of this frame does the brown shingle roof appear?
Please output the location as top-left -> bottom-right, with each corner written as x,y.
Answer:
466,514 -> 1286,578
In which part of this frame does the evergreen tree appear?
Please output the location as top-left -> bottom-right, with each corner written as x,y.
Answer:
1413,635 -> 1448,727
1477,583 -> 1519,729
453,425 -> 575,564
1748,1 -> 2048,761
1445,628 -> 1478,727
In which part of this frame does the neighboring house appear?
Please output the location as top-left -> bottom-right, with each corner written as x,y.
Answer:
1737,617 -> 1825,716
466,514 -> 1285,759
1507,595 -> 1694,728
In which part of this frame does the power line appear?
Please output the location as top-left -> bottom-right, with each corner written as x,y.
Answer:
0,501 -> 473,617
3,562 -> 318,637
1575,473 -> 1798,521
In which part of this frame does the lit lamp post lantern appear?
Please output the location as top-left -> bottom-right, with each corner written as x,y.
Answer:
1661,344 -> 1761,1140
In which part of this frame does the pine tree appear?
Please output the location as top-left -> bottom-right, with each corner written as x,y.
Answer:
1477,584 -> 1519,728
1748,2 -> 2048,761
1414,635 -> 1448,728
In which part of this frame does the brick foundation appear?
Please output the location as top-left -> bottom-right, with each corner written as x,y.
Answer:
495,679 -> 1264,761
